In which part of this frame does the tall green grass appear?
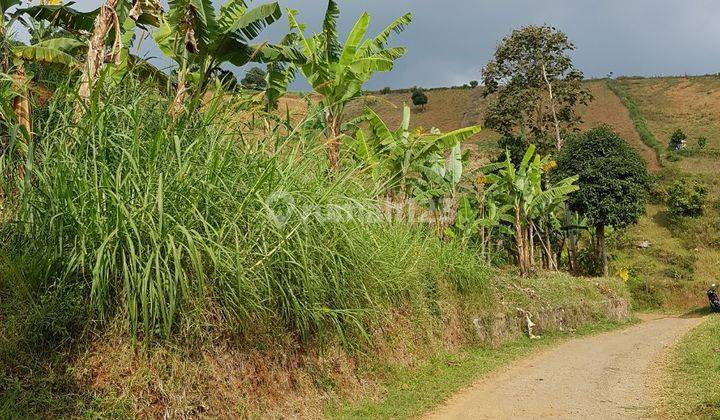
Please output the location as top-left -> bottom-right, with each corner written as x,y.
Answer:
1,78 -> 490,342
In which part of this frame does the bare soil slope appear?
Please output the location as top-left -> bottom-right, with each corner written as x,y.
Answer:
578,81 -> 661,170
344,82 -> 654,166
425,314 -> 704,420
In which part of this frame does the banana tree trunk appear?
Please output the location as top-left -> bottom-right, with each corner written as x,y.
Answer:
326,108 -> 342,171
12,65 -> 31,141
78,0 -> 121,103
169,68 -> 189,119
515,206 -> 528,276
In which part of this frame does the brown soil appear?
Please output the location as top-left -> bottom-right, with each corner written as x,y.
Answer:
578,81 -> 662,171
425,314 -> 705,420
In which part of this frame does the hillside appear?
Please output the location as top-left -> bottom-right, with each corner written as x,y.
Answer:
346,76 -> 718,308
346,81 -> 660,169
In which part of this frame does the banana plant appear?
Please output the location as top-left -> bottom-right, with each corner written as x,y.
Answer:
349,104 -> 480,199
413,142 -> 470,236
484,145 -> 578,276
152,0 -> 298,117
18,0 -> 162,103
283,0 -> 412,170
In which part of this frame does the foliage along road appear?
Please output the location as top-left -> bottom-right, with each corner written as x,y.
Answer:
425,314 -> 705,419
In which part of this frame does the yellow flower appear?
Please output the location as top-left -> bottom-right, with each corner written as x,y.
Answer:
541,160 -> 557,172
475,174 -> 490,185
617,267 -> 629,282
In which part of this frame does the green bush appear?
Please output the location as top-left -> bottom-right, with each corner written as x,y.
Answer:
380,86 -> 391,94
667,180 -> 707,217
668,128 -> 687,151
697,136 -> 707,149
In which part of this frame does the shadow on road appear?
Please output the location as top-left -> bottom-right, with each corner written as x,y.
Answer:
680,307 -> 712,318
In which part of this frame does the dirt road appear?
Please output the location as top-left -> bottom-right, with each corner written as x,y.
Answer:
426,314 -> 705,420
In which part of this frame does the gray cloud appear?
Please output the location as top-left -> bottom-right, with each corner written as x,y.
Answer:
33,1 -> 720,88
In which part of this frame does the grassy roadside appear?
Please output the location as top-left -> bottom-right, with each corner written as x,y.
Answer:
328,319 -> 637,419
606,79 -> 665,166
659,313 -> 720,419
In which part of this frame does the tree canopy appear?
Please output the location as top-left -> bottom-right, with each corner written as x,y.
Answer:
555,126 -> 649,274
556,126 -> 649,228
482,25 -> 592,153
242,66 -> 267,90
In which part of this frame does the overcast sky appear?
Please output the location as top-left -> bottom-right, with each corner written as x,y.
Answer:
34,0 -> 720,89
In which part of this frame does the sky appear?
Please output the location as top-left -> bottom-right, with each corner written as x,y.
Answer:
28,0 -> 720,89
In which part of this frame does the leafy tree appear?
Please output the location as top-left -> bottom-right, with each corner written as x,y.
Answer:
668,128 -> 687,151
211,67 -> 238,90
380,86 -> 391,94
285,0 -> 412,170
411,89 -> 427,110
667,180 -> 707,217
469,80 -> 478,88
482,25 -> 592,154
241,66 -> 267,90
485,144 -> 578,276
555,126 -> 649,276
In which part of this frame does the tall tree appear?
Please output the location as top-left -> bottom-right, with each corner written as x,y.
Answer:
554,126 -> 649,276
482,25 -> 592,154
285,0 -> 412,170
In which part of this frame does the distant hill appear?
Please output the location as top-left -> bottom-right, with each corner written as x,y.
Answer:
344,80 -> 662,169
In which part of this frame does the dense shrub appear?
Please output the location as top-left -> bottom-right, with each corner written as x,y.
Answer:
667,180 -> 707,217
697,136 -> 707,149
668,128 -> 687,151
411,89 -> 428,109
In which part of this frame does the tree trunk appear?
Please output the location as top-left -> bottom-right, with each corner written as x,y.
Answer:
78,0 -> 121,103
529,222 -> 535,267
541,63 -> 562,151
12,65 -> 31,141
515,206 -> 528,276
326,111 -> 341,171
170,68 -> 189,119
596,223 -> 608,276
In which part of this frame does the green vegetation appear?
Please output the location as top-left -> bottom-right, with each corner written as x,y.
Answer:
606,79 -> 665,165
241,66 -> 267,90
285,0 -> 412,169
411,88 -> 428,110
2,0 -> 701,417
555,126 -> 649,276
667,180 -> 708,217
669,128 -> 688,151
660,314 -> 720,419
482,24 -> 592,154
